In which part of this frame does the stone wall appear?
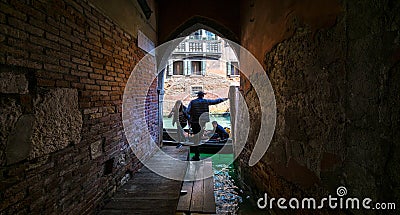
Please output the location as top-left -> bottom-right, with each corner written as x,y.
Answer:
0,0 -> 158,214
237,0 -> 400,213
344,0 -> 400,204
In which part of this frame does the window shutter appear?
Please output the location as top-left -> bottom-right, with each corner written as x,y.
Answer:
226,61 -> 231,76
186,60 -> 192,76
182,60 -> 187,75
168,60 -> 173,76
201,61 -> 206,76
183,60 -> 187,75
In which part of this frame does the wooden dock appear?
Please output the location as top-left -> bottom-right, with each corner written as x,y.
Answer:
177,159 -> 216,214
98,146 -> 189,215
97,146 -> 216,215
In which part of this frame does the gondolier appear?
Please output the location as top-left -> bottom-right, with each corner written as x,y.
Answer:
186,91 -> 228,161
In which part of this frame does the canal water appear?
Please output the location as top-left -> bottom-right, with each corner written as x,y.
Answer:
163,114 -> 231,130
191,153 -> 266,214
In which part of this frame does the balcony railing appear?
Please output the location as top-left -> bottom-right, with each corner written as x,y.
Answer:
174,39 -> 222,55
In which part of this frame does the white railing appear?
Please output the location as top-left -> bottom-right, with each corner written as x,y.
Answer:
174,39 -> 222,54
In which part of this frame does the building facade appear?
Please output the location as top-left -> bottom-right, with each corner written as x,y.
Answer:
163,30 -> 240,115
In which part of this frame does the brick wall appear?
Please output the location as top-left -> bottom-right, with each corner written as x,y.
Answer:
146,78 -> 160,143
0,0 -> 159,213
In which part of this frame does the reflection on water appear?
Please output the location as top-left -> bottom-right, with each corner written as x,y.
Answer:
214,164 -> 242,214
195,153 -> 265,215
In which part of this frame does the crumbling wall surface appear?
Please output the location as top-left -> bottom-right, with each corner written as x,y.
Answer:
238,0 -> 400,212
344,0 -> 400,204
244,23 -> 347,195
30,88 -> 82,159
0,0 -> 158,214
163,72 -> 237,115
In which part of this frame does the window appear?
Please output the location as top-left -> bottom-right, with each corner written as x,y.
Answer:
206,31 -> 216,40
191,61 -> 202,75
189,30 -> 201,40
231,62 -> 239,76
227,62 -> 239,76
173,61 -> 184,75
191,85 -> 203,96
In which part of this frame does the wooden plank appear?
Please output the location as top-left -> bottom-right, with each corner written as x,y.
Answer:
176,181 -> 194,212
203,160 -> 216,213
103,199 -> 177,210
190,161 -> 205,212
176,159 -> 216,214
177,159 -> 200,212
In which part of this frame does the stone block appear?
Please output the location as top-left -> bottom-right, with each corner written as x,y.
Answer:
30,88 -> 82,159
6,114 -> 34,164
0,72 -> 28,94
0,98 -> 22,166
90,139 -> 103,159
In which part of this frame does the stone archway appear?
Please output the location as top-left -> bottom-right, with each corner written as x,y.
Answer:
165,16 -> 240,43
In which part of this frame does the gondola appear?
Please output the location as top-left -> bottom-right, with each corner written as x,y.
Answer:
162,128 -> 233,154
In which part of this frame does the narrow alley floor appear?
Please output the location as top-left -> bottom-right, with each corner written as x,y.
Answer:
98,147 -> 188,214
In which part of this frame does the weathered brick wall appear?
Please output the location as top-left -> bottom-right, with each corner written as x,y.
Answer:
146,78 -> 160,143
0,0 -> 159,214
237,0 -> 400,213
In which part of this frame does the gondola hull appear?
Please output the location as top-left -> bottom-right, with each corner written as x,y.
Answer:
163,128 -> 233,154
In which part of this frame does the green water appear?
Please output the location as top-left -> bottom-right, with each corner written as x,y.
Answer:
191,153 -> 265,214
163,115 -> 231,130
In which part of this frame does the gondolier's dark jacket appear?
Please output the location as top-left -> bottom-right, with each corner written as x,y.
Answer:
187,98 -> 225,124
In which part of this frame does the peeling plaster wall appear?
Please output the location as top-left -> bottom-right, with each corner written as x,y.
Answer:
240,0 -> 341,63
238,0 -> 400,212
